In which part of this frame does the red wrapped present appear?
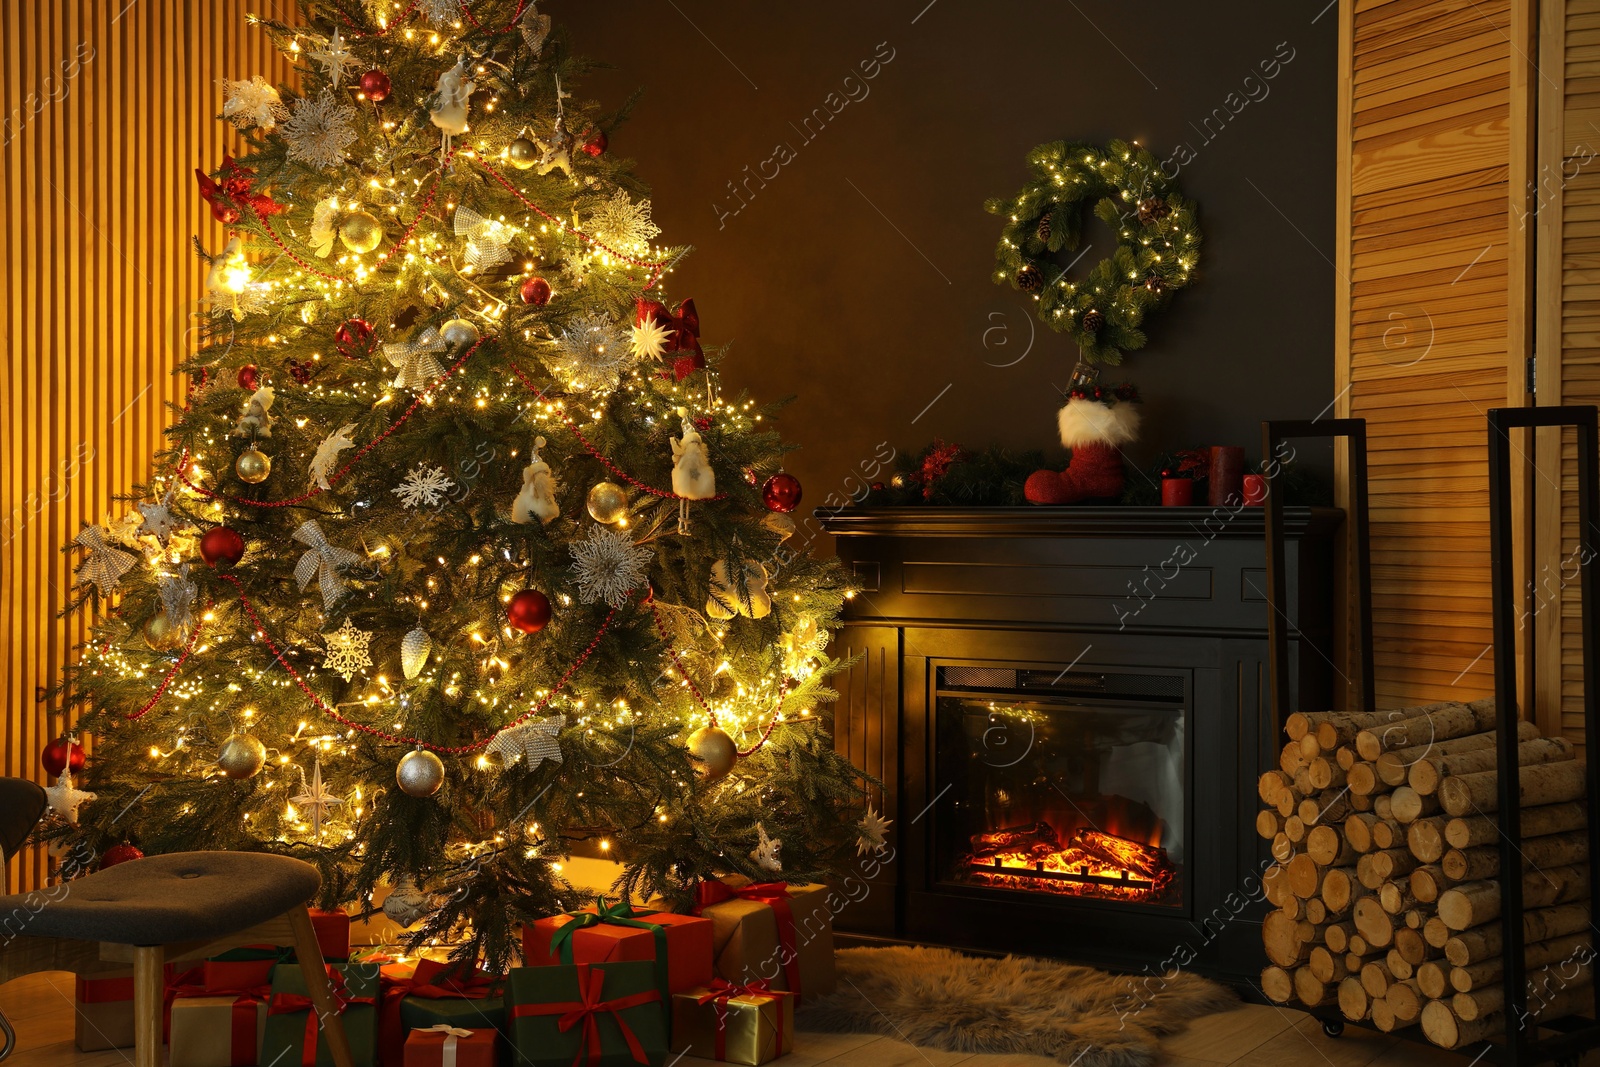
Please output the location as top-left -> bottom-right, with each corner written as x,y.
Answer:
378,958 -> 501,1067
309,907 -> 352,960
169,993 -> 269,1067
204,947 -> 289,992
403,1025 -> 496,1067
522,899 -> 713,1001
74,971 -> 136,1051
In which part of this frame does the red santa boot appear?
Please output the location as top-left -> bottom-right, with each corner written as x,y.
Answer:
1024,390 -> 1141,505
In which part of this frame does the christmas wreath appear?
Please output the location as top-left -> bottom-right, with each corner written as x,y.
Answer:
986,139 -> 1201,364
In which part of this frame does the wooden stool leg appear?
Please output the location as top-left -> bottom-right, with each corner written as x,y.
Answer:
133,945 -> 164,1067
288,904 -> 355,1067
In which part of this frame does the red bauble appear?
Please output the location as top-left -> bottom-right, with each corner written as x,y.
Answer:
519,276 -> 552,306
335,318 -> 376,359
507,590 -> 552,634
581,129 -> 608,157
42,737 -> 86,777
236,364 -> 260,391
101,844 -> 145,869
762,473 -> 803,513
200,526 -> 246,568
210,202 -> 242,225
359,69 -> 392,102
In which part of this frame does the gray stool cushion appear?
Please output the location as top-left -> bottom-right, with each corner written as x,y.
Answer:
0,779 -> 46,862
0,851 -> 320,946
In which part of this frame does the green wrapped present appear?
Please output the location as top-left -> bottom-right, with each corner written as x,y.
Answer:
264,962 -> 380,1067
400,995 -> 506,1036
508,961 -> 667,1067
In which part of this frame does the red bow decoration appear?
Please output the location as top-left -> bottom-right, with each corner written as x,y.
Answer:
196,155 -> 283,224
510,964 -> 660,1067
691,881 -> 804,1001
268,968 -> 377,1067
635,297 -> 705,381
379,959 -> 499,1067
693,978 -> 794,1061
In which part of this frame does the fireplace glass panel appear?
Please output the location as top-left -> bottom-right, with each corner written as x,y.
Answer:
935,666 -> 1187,908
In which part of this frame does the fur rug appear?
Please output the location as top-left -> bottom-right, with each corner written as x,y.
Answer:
797,946 -> 1239,1067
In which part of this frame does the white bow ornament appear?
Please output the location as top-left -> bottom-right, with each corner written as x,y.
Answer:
292,520 -> 363,609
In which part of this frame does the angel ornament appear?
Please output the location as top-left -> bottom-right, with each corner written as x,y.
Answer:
511,436 -> 560,526
670,414 -> 716,534
429,56 -> 476,164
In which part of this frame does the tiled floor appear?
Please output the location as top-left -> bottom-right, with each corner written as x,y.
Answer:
0,970 -> 1519,1067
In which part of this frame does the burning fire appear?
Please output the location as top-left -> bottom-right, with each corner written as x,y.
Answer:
965,822 -> 1178,904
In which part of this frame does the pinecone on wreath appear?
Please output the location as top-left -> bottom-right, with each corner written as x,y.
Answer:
1036,212 -> 1052,243
1016,264 -> 1043,293
1137,196 -> 1169,224
1080,309 -> 1105,333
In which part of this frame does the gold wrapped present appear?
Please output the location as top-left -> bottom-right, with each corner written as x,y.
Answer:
691,878 -> 836,1000
671,981 -> 795,1065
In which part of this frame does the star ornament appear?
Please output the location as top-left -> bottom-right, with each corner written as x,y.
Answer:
46,772 -> 95,824
321,617 -> 373,681
857,804 -> 893,856
630,315 -> 671,361
486,715 -> 566,772
292,758 -> 342,839
309,29 -> 356,89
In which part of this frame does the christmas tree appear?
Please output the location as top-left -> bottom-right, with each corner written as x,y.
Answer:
44,0 -> 874,970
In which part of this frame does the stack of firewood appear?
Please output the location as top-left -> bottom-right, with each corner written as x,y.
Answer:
1258,699 -> 1593,1049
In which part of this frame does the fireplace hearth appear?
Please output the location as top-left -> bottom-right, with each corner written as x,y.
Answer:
818,506 -> 1338,980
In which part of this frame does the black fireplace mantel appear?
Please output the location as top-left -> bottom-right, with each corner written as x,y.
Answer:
818,504 -> 1340,980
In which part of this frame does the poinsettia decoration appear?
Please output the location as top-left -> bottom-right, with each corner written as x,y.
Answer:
195,154 -> 284,223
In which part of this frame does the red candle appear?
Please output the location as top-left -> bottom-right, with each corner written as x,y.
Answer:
1208,446 -> 1246,507
1242,473 -> 1268,507
1162,477 -> 1194,506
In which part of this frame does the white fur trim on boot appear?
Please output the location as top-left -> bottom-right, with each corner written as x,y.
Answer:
1057,398 -> 1141,449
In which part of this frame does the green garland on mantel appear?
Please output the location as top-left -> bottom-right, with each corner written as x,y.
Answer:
986,139 -> 1202,365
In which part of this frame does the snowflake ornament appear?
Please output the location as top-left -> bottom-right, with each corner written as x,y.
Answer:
585,191 -> 660,252
548,312 -> 632,392
309,423 -> 359,490
393,464 -> 456,509
284,90 -> 359,170
630,315 -> 671,361
137,499 -> 181,543
487,715 -> 566,773
221,75 -> 289,131
570,525 -> 653,609
751,823 -> 783,873
857,804 -> 893,856
321,618 -> 373,681
309,29 -> 357,89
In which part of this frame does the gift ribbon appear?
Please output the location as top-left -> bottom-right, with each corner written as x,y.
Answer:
379,959 -> 499,1067
419,1024 -> 474,1067
76,975 -> 135,1003
510,964 -> 660,1067
692,881 -> 804,1001
693,979 -> 794,1062
542,901 -> 672,1007
269,968 -> 377,1067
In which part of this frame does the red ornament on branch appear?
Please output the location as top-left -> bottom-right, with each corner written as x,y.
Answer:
335,318 -> 376,359
359,69 -> 391,102
507,590 -> 552,634
581,129 -> 608,157
100,844 -> 145,869
42,737 -> 86,777
236,364 -> 260,391
200,526 -> 245,568
761,473 -> 802,513
519,276 -> 552,306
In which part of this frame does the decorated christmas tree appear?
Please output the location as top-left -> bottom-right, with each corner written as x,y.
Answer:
43,0 -> 877,969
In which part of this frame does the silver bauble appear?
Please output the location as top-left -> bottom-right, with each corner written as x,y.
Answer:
586,481 -> 629,525
381,876 -> 435,928
235,448 -> 272,484
339,209 -> 385,254
686,725 -> 737,782
440,318 -> 480,350
507,137 -> 539,169
218,734 -> 267,779
396,748 -> 446,797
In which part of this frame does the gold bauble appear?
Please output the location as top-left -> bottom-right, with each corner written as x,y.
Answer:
440,317 -> 481,350
235,448 -> 272,484
339,209 -> 385,254
507,137 -> 539,169
586,481 -> 629,524
396,749 -> 446,797
686,725 -> 737,782
143,610 -> 182,651
217,734 -> 267,779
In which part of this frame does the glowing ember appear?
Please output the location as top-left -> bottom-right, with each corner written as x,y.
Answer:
964,823 -> 1178,904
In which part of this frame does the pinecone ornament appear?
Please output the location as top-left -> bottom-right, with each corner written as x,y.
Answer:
1137,196 -> 1169,224
1015,264 -> 1043,293
1036,212 -> 1052,243
1144,275 -> 1165,296
1081,309 -> 1105,333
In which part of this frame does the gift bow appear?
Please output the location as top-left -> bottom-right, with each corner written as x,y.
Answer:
545,900 -> 671,1007
454,205 -> 514,271
269,969 -> 377,1067
292,520 -> 363,609
692,881 -> 804,1001
383,327 -> 449,391
73,524 -> 137,596
379,959 -> 498,1067
635,297 -> 702,359
693,978 -> 794,1061
420,1024 -> 474,1067
511,964 -> 659,1067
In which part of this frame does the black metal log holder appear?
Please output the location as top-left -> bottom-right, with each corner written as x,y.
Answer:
1261,410 -> 1600,1065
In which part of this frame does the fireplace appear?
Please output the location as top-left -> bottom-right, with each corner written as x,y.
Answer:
817,506 -> 1338,980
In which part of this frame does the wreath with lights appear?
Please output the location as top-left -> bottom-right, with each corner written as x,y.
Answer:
986,139 -> 1201,365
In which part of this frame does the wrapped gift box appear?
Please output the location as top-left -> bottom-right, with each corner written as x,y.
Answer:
691,879 -> 835,1001
671,982 -> 794,1066
74,971 -> 136,1051
508,961 -> 667,1067
309,908 -> 353,961
522,901 -> 713,997
403,1025 -> 496,1067
170,995 -> 268,1067
204,947 -> 290,992
264,962 -> 380,1067
379,959 -> 504,1067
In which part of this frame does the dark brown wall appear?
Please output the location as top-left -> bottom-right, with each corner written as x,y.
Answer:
558,2 -> 1338,533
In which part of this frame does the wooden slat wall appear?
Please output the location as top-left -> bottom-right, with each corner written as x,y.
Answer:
1336,0 -> 1535,709
0,2 -> 294,893
1535,0 -> 1600,751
